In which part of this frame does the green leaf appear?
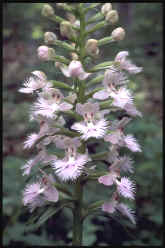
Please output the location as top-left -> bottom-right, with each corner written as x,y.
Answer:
50,80 -> 74,91
87,12 -> 103,25
88,61 -> 114,72
84,3 -> 101,14
86,21 -> 107,36
25,200 -> 72,231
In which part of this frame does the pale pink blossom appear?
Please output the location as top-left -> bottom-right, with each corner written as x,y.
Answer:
115,51 -> 143,74
71,102 -> 109,140
124,102 -> 142,117
72,119 -> 108,140
32,88 -> 73,118
116,203 -> 136,224
23,175 -> 59,212
23,183 -> 43,205
21,147 -> 57,176
24,116 -> 61,149
52,153 -> 89,181
41,174 -> 59,202
110,87 -> 133,109
124,134 -> 141,152
98,170 -> 119,186
24,133 -> 39,149
102,200 -> 118,214
52,136 -> 90,181
116,177 -> 135,200
93,68 -> 128,100
104,129 -> 124,145
58,60 -> 91,80
93,89 -> 110,100
105,122 -> 141,153
19,74 -> 47,94
110,156 -> 134,174
102,199 -> 136,224
37,45 -> 55,61
107,144 -> 119,163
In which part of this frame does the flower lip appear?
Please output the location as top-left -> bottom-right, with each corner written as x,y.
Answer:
52,153 -> 89,181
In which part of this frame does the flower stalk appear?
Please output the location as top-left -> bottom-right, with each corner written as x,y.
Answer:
72,180 -> 83,245
72,5 -> 86,244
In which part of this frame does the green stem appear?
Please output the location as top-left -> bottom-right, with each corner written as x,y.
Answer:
72,5 -> 86,246
72,180 -> 83,246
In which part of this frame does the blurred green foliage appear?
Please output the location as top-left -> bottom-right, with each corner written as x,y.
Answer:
3,3 -> 162,246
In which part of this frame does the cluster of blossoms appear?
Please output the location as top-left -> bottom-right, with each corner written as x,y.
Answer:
20,2 -> 142,234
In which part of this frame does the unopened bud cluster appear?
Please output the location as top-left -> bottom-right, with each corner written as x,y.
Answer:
19,3 -> 143,244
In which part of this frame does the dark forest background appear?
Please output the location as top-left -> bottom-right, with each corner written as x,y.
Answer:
3,3 -> 162,246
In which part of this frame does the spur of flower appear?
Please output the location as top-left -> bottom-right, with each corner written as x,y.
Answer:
52,137 -> 90,181
23,174 -> 59,212
56,60 -> 91,80
71,102 -> 109,140
32,87 -> 73,119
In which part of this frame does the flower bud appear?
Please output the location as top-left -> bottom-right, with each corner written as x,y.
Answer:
60,21 -> 76,39
55,62 -> 62,69
85,39 -> 99,56
68,60 -> 83,77
111,27 -> 125,41
31,71 -> 47,81
37,46 -> 55,61
101,3 -> 112,16
71,52 -> 79,60
66,13 -> 76,24
42,4 -> 54,17
56,3 -> 66,9
106,10 -> 119,24
66,13 -> 80,28
44,32 -> 57,45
